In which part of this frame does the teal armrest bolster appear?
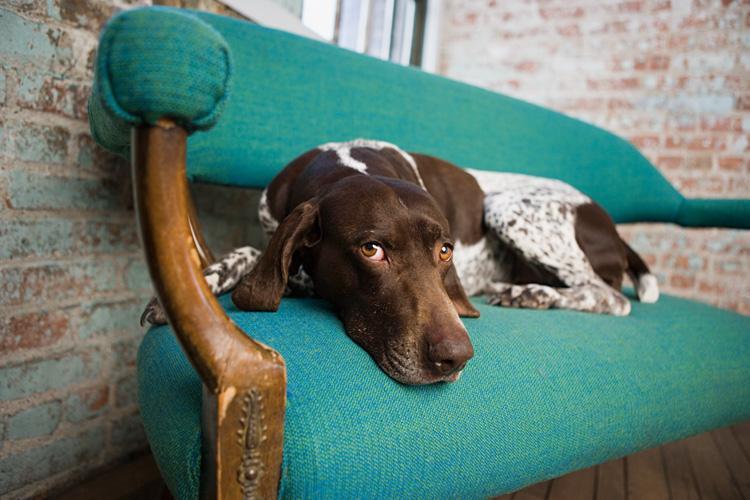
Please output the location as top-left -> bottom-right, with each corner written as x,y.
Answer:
676,198 -> 750,229
88,6 -> 233,156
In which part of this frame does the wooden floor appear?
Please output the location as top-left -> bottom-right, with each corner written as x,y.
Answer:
499,420 -> 750,500
56,421 -> 750,499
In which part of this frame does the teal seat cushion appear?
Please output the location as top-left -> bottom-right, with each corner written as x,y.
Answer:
138,294 -> 750,499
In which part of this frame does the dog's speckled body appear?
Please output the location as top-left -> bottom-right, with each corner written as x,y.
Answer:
143,139 -> 658,384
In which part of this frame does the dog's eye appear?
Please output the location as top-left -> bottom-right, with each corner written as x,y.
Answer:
361,242 -> 385,261
439,244 -> 453,262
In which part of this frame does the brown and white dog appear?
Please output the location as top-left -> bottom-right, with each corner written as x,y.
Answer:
143,139 -> 659,385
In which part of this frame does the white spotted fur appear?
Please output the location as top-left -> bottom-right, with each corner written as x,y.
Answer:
637,274 -> 659,303
454,169 -> 641,316
141,246 -> 261,326
453,237 -> 511,296
258,189 -> 278,236
319,139 -> 427,189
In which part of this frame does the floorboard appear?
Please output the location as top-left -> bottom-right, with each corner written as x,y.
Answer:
733,420 -> 750,460
686,432 -> 743,500
505,420 -> 750,500
627,446 -> 670,500
712,427 -> 750,499
53,453 -> 162,500
596,458 -> 626,500
662,437 -> 700,500
547,466 -> 595,500
513,479 -> 550,500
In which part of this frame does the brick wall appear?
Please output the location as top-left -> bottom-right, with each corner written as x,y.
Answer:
439,0 -> 750,314
0,0 -> 263,497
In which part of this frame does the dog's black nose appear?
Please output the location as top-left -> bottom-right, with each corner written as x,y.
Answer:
427,336 -> 474,375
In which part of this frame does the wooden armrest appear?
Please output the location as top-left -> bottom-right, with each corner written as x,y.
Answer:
132,120 -> 286,499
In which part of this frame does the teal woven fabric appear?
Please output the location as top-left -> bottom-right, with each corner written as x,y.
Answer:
90,6 -> 232,156
138,294 -> 750,499
89,7 -> 689,224
677,198 -> 750,229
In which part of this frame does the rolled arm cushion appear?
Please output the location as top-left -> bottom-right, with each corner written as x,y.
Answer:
89,6 -> 232,156
677,198 -> 750,230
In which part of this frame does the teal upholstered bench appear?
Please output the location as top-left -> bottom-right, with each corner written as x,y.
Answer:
89,7 -> 750,499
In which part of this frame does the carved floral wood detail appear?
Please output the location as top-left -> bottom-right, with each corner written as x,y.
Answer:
237,388 -> 267,499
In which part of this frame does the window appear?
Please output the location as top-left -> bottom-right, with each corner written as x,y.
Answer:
302,0 -> 428,67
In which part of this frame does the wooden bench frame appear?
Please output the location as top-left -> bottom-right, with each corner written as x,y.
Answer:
132,120 -> 286,499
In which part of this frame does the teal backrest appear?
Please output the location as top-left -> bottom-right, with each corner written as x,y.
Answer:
91,7 -> 685,224
190,11 -> 682,223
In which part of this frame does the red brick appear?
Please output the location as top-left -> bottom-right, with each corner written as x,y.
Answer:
668,35 -> 689,49
617,1 -> 643,13
0,311 -> 69,354
650,18 -> 670,32
641,253 -> 657,267
512,60 -> 538,73
553,98 -> 607,111
607,98 -> 634,110
0,260 -> 121,307
718,157 -> 744,171
686,136 -> 726,151
650,0 -> 671,11
698,279 -> 727,295
6,121 -> 70,164
700,116 -> 742,132
539,6 -> 584,19
54,0 -> 116,31
78,386 -> 108,412
670,274 -> 696,289
714,259 -> 744,275
667,136 -> 726,151
666,113 -> 696,131
677,175 -> 726,194
629,135 -> 660,148
634,55 -> 670,71
556,24 -> 581,37
18,78 -> 90,120
3,0 -> 47,16
587,77 -> 640,91
656,156 -> 685,170
665,136 -> 684,149
728,176 -> 750,194
65,385 -> 109,423
685,156 -> 712,171
672,255 -> 690,270
679,13 -> 715,30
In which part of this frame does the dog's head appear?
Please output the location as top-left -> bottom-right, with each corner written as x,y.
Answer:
233,173 -> 479,385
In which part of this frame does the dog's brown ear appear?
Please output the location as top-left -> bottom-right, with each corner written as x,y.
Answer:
232,200 -> 320,311
444,265 -> 480,318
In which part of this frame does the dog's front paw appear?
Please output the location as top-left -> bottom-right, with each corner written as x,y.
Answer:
140,297 -> 167,326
